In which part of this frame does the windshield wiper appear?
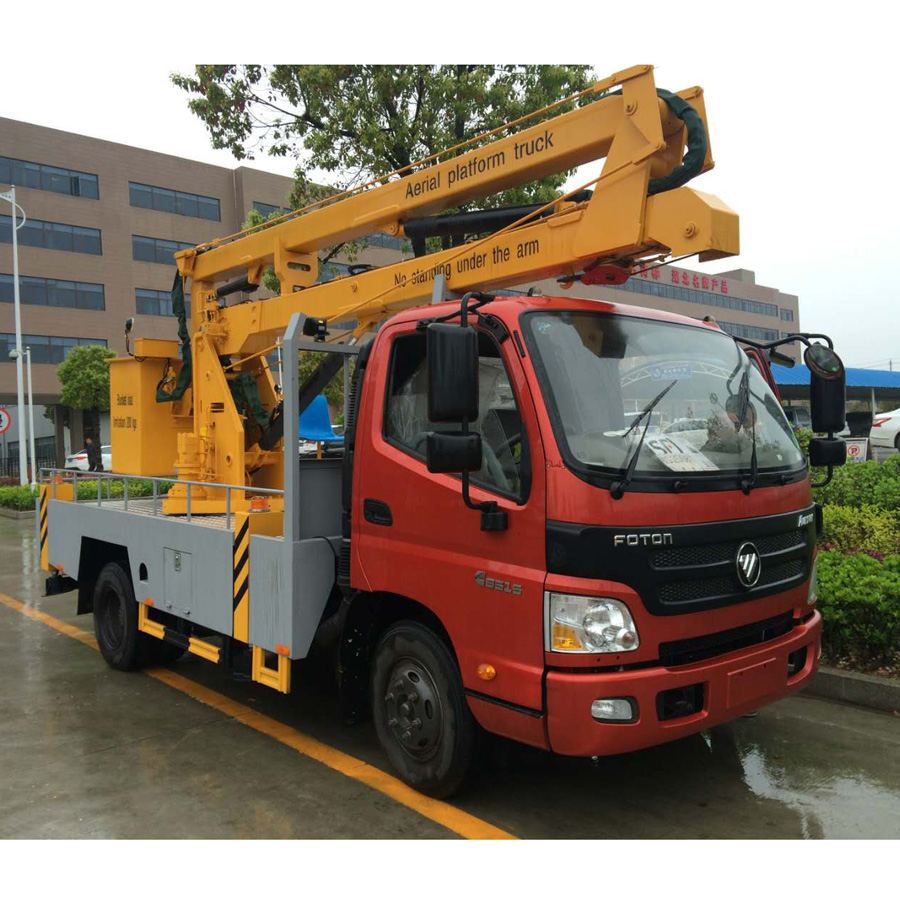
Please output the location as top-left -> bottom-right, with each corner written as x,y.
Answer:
736,365 -> 759,493
611,380 -> 677,500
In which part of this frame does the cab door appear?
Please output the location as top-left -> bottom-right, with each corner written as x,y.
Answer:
353,319 -> 547,712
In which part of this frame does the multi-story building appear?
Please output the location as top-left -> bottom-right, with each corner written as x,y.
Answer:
527,264 -> 800,351
1,116 -> 800,472
0,118 -> 409,471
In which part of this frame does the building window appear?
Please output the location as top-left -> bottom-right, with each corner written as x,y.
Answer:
0,215 -> 101,255
0,333 -> 107,365
780,308 -> 794,322
135,287 -> 190,317
366,231 -> 412,252
0,274 -> 104,310
130,182 -> 220,222
610,276 -> 779,318
0,155 -> 99,199
717,321 -> 779,342
132,235 -> 194,265
253,201 -> 291,219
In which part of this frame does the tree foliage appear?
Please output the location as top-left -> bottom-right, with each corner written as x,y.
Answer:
172,65 -> 597,210
56,345 -> 117,410
298,351 -> 351,412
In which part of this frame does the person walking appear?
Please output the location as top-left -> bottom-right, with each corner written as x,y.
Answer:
86,437 -> 103,472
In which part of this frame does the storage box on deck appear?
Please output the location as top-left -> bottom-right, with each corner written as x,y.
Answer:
108,339 -> 191,476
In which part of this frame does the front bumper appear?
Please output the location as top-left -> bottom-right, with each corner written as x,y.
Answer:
545,610 -> 821,757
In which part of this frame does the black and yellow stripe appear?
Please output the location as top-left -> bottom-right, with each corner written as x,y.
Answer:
39,486 -> 50,571
137,603 -> 220,662
232,515 -> 250,642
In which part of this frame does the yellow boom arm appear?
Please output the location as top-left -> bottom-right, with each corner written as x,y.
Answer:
145,64 -> 738,510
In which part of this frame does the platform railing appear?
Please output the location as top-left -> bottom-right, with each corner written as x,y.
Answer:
38,468 -> 283,531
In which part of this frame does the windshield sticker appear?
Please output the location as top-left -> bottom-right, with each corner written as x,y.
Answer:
645,436 -> 719,472
650,362 -> 692,381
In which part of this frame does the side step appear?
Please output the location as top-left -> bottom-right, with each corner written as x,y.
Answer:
138,602 -> 220,664
138,601 -> 290,693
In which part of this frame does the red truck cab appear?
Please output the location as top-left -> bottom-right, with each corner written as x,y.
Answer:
345,294 -> 823,796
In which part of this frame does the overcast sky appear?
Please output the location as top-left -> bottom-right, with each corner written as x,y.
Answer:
3,2 -> 897,368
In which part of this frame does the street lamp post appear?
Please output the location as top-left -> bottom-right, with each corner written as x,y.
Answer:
26,347 -> 36,488
0,185 -> 28,486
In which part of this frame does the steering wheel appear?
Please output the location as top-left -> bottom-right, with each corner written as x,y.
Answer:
411,431 -> 512,494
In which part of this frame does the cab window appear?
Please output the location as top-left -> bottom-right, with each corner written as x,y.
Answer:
384,330 -> 530,500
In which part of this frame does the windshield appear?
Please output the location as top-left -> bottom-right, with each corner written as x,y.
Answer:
523,310 -> 804,481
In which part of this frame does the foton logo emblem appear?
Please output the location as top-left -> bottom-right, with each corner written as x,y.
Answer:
735,542 -> 762,588
798,512 -> 814,527
475,571 -> 523,595
613,533 -> 673,547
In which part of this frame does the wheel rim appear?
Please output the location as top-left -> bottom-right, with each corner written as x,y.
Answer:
98,587 -> 125,650
383,657 -> 444,761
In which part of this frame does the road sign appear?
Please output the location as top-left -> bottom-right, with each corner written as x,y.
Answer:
0,407 -> 11,435
845,438 -> 868,463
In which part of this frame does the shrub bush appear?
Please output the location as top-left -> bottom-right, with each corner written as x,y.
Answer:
0,479 -> 157,510
812,455 -> 900,513
820,505 -> 900,555
816,550 -> 900,666
0,486 -> 41,510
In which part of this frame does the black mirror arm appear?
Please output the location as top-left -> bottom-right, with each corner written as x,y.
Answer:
459,415 -> 508,532
811,465 -> 834,489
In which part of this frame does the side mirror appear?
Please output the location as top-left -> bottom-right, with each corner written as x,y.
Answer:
425,316 -> 506,532
427,323 -> 479,422
426,432 -> 482,473
805,343 -> 845,434
124,317 -> 134,335
809,437 -> 846,468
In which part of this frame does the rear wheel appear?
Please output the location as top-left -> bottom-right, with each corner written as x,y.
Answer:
371,620 -> 475,798
93,561 -> 147,671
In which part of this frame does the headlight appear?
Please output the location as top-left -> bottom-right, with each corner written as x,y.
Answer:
808,554 -> 819,605
546,593 -> 640,653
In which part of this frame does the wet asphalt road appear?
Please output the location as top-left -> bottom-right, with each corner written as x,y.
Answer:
1,514 -> 899,839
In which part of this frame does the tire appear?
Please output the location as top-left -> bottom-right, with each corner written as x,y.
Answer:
93,561 -> 148,671
371,620 -> 475,798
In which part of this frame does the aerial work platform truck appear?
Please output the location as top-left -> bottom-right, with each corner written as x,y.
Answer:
39,65 -> 848,797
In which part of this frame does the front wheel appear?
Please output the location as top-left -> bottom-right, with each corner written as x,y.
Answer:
371,621 -> 475,798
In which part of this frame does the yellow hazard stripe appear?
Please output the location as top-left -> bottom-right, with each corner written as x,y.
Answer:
232,517 -> 250,642
39,487 -> 50,570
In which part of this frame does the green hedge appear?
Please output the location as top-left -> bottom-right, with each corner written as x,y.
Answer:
820,505 -> 900,555
0,479 -> 157,511
812,452 -> 900,512
816,550 -> 900,666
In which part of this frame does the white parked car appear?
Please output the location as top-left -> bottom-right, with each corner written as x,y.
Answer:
65,445 -> 112,471
870,408 -> 900,451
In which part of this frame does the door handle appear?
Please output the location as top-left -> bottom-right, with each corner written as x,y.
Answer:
364,499 -> 393,526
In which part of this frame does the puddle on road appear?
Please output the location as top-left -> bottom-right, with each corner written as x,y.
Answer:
731,716 -> 900,839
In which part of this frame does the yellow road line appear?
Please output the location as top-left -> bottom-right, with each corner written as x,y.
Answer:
0,591 -> 514,840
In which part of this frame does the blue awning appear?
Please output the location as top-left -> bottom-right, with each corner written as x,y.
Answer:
772,364 -> 900,399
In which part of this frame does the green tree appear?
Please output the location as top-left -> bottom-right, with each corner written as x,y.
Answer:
56,345 -> 117,411
172,65 -> 597,219
298,351 -> 351,413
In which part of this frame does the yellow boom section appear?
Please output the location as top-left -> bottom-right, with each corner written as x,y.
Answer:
120,64 -> 739,512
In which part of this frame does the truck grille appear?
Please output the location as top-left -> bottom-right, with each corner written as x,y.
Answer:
652,529 -> 806,569
658,558 -> 804,605
546,505 -> 816,616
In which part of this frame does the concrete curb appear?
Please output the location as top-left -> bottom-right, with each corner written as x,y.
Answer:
0,507 -> 35,520
804,665 -> 900,714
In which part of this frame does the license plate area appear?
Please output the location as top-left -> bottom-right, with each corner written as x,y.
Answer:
726,656 -> 781,709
